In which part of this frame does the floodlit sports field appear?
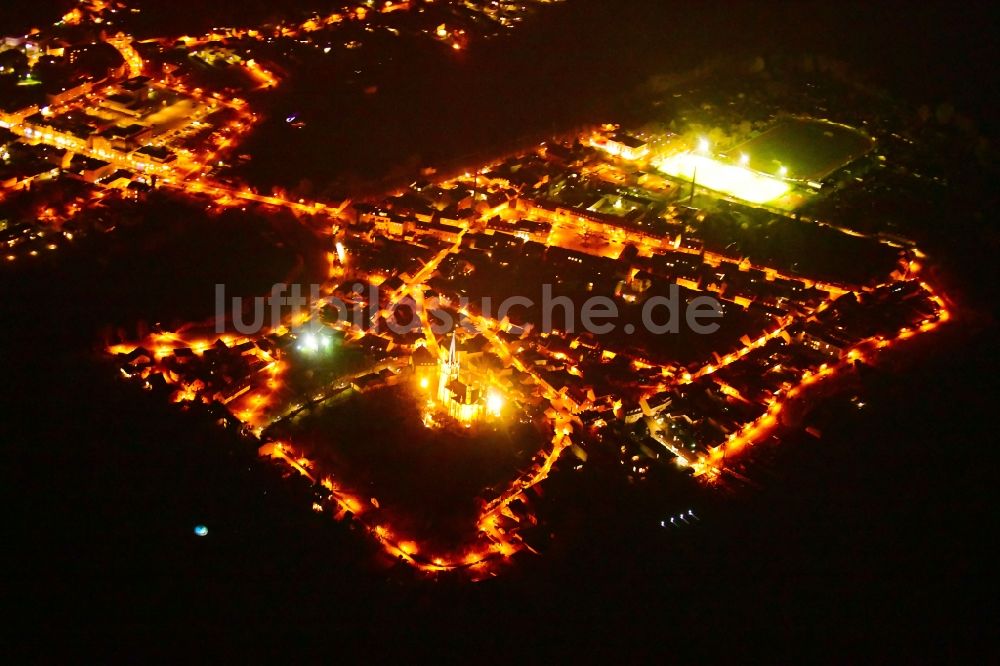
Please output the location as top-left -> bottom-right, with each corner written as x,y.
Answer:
654,152 -> 791,204
728,118 -> 874,182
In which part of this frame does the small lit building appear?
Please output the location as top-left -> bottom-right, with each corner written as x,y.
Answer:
602,133 -> 650,161
68,155 -> 114,183
413,221 -> 462,244
351,373 -> 384,392
411,345 -> 437,388
798,323 -> 850,359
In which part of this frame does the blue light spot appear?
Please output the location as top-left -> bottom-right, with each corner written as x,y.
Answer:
194,525 -> 208,537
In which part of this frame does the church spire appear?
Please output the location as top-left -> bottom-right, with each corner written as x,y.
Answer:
448,331 -> 458,368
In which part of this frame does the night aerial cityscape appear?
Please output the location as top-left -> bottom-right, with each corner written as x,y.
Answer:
3,0 -> 996,660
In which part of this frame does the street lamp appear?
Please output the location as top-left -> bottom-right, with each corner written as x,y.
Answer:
739,152 -> 749,167
697,137 -> 710,154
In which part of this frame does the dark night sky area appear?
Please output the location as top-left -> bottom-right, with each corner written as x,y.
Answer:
2,0 -> 996,126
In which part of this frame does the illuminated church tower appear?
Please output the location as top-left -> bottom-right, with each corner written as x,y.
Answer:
437,332 -> 460,403
436,331 -> 484,423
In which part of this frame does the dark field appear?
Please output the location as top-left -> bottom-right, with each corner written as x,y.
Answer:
729,118 -> 874,181
269,384 -> 546,552
699,200 -> 901,286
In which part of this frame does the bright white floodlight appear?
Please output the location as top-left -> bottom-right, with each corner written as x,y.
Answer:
300,332 -> 319,353
486,390 -> 504,416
